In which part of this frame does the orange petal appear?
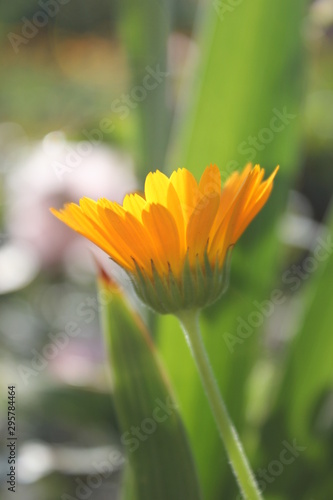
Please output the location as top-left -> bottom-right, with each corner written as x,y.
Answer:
208,190 -> 244,266
142,204 -> 180,276
186,192 -> 220,265
209,164 -> 251,238
198,164 -> 221,197
166,182 -> 186,254
99,205 -> 155,274
228,167 -> 263,243
50,204 -> 133,270
233,166 -> 279,239
209,166 -> 261,259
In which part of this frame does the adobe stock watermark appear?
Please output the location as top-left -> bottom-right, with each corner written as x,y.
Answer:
61,396 -> 177,500
237,107 -> 296,162
281,234 -> 333,291
213,0 -> 243,21
61,448 -> 125,500
188,105 -> 295,206
120,396 -> 178,453
236,439 -> 306,499
200,106 -> 295,180
17,288 -> 112,385
51,64 -> 169,180
224,234 -> 333,353
173,109 -> 286,215
7,0 -> 70,54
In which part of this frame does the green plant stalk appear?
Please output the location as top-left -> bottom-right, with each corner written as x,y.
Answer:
177,310 -> 263,500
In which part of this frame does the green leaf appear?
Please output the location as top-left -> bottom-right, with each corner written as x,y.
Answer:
118,0 -> 171,178
278,202 -> 333,445
99,280 -> 202,500
168,1 -> 306,177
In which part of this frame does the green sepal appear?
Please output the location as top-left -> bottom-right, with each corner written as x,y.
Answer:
182,251 -> 195,308
167,264 -> 183,306
129,248 -> 233,315
195,255 -> 208,307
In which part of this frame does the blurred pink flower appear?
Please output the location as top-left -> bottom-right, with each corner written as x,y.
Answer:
5,131 -> 137,271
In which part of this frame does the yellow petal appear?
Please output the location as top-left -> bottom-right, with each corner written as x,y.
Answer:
144,170 -> 186,249
144,170 -> 170,205
123,192 -> 146,221
97,198 -> 124,215
79,197 -> 100,223
170,168 -> 200,225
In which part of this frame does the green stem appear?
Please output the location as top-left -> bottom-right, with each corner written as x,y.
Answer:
177,310 -> 263,500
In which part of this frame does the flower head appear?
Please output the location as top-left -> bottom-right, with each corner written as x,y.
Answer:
51,164 -> 278,313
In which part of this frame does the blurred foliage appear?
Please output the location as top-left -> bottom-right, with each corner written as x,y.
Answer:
117,0 -> 171,178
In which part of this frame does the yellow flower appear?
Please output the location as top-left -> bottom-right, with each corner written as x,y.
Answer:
51,164 -> 278,313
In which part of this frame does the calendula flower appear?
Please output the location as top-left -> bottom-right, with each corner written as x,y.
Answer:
51,164 -> 278,313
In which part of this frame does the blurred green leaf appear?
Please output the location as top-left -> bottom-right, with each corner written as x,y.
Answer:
168,1 -> 306,176
158,1 -> 308,498
278,201 -> 333,445
99,280 -> 202,500
118,0 -> 171,178
260,204 -> 333,498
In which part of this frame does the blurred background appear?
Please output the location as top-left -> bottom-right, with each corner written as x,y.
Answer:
1,0 -> 333,499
